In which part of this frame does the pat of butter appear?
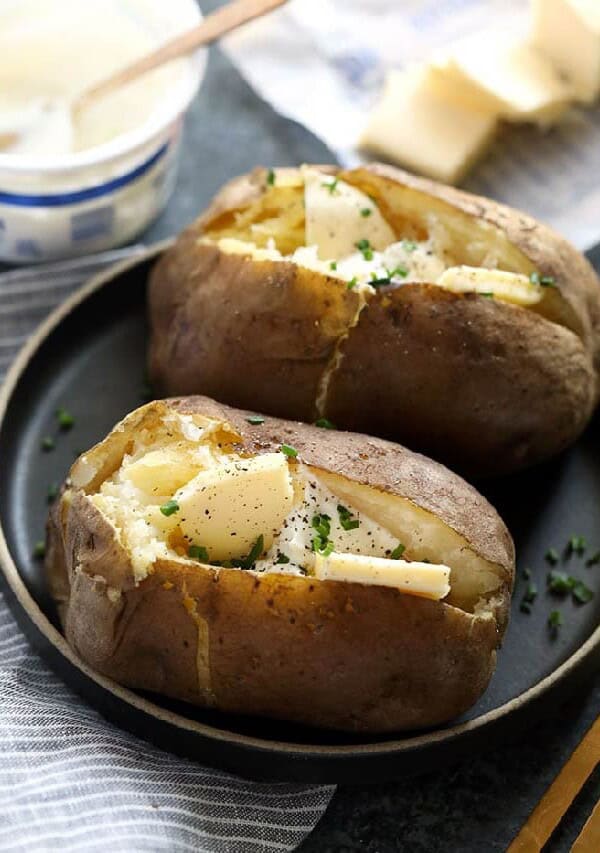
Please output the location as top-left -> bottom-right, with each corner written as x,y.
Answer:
176,453 -> 294,561
435,35 -> 573,126
437,266 -> 544,306
124,448 -> 206,496
303,166 -> 395,260
314,551 -> 451,600
361,69 -> 496,185
532,0 -> 600,103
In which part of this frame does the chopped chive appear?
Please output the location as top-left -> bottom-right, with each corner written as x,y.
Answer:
355,239 -> 373,261
266,168 -> 275,186
56,407 -> 75,430
47,483 -> 59,504
329,261 -> 337,271
522,567 -> 532,580
530,271 -> 556,288
32,541 -> 45,559
280,444 -> 298,459
322,178 -> 338,195
586,551 -> 600,568
522,581 -> 538,604
347,277 -> 358,290
401,239 -> 417,252
360,208 -> 372,217
480,292 -> 495,298
390,543 -> 406,560
572,580 -> 593,604
246,415 -> 265,425
566,535 -> 586,557
547,570 -> 575,595
337,504 -> 360,531
548,609 -> 563,634
235,535 -> 265,570
41,436 -> 55,452
520,601 -> 532,614
275,552 -> 290,564
312,536 -> 334,557
314,418 -> 336,430
188,544 -> 209,562
545,548 -> 559,566
160,499 -> 179,517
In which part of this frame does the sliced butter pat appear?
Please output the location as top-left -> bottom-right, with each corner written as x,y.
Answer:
361,69 -> 496,185
303,166 -> 395,260
123,447 -> 207,496
437,266 -> 544,306
314,551 -> 451,600
437,35 -> 573,125
176,453 -> 294,561
532,0 -> 600,103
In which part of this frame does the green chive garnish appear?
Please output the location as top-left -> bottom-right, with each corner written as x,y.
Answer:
246,415 -> 265,425
32,541 -> 45,559
160,499 -> 180,517
337,505 -> 359,531
56,407 -> 75,430
266,169 -> 275,186
390,543 -> 406,560
548,610 -> 563,633
188,545 -> 209,561
280,444 -> 298,459
314,418 -> 336,429
41,436 -> 55,452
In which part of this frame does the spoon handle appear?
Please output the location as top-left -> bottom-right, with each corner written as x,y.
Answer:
75,0 -> 287,113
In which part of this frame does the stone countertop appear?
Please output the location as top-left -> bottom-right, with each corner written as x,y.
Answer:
144,36 -> 600,852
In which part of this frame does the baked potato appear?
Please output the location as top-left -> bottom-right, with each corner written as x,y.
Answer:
46,396 -> 515,733
148,163 -> 600,477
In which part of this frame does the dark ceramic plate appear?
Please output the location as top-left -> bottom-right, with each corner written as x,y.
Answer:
1,244 -> 599,783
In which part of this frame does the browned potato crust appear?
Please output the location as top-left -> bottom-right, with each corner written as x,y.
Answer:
148,164 -> 600,477
46,397 -> 515,733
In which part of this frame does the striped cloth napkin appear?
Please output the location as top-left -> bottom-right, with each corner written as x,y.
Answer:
0,250 -> 335,852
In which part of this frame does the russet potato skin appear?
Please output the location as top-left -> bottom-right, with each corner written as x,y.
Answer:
46,397 -> 514,733
148,164 -> 600,477
326,284 -> 596,476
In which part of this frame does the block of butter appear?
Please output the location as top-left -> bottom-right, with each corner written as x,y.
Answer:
361,68 -> 496,185
314,551 -> 451,600
430,34 -> 574,126
532,0 -> 600,103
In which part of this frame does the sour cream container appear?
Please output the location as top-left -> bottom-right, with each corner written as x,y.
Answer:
0,0 -> 206,263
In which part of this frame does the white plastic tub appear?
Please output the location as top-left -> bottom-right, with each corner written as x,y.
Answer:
0,0 -> 206,263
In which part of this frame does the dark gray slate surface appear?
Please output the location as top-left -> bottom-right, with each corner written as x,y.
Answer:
144,42 -> 600,851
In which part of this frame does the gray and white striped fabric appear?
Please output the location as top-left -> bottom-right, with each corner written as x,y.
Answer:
0,252 -> 335,852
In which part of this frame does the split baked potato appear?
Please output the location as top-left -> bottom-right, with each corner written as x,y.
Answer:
46,396 -> 514,732
148,163 -> 600,477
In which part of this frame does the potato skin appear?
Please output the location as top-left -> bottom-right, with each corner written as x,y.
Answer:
327,284 -> 596,476
149,239 -> 362,422
46,398 -> 514,733
148,164 -> 600,477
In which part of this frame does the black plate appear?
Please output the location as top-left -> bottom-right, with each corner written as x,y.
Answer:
1,244 -> 599,783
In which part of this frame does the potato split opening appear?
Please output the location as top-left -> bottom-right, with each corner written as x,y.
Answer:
78,409 -> 505,615
201,165 -> 570,321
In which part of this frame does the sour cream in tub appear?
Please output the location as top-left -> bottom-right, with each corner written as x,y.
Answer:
0,0 -> 205,262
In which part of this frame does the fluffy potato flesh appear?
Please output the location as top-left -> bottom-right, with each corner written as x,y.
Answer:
78,408 -> 504,613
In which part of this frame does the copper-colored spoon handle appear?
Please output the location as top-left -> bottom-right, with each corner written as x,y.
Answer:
507,714 -> 600,852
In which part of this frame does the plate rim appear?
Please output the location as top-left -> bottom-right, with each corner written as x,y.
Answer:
1,243 -> 599,769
